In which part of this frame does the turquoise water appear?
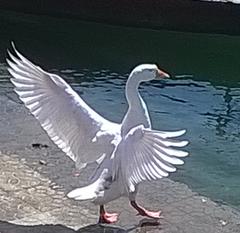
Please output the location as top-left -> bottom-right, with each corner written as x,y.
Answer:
0,10 -> 240,209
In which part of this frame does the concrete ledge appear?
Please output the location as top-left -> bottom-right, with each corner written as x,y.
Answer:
0,152 -> 240,232
0,0 -> 240,34
0,152 -> 240,233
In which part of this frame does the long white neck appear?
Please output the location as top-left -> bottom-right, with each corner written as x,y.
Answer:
125,75 -> 141,107
121,74 -> 151,137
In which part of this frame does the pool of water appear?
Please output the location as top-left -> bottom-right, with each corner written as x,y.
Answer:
0,10 -> 240,209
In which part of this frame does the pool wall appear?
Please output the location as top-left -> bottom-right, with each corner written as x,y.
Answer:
1,0 -> 240,34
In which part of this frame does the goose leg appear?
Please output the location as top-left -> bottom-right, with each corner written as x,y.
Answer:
130,201 -> 161,219
98,205 -> 118,224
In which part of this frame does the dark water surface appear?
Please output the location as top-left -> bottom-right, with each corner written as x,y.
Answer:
0,10 -> 240,209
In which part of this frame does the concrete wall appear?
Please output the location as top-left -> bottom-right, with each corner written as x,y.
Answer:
1,0 -> 240,34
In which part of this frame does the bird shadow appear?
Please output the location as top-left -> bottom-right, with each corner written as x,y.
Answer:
0,219 -> 161,233
0,221 -> 126,233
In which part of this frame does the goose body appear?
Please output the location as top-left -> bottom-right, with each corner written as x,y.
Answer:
7,45 -> 189,223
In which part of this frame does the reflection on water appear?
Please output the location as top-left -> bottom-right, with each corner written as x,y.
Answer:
0,9 -> 240,210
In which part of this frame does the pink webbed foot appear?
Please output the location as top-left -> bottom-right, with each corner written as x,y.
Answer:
99,212 -> 118,224
98,205 -> 118,224
137,209 -> 162,219
130,201 -> 162,219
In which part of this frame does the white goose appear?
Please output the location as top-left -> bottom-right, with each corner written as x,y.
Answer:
7,45 -> 189,224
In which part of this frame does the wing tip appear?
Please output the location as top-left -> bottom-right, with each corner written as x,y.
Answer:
178,129 -> 187,136
10,41 -> 19,58
11,41 -> 16,50
182,140 -> 189,147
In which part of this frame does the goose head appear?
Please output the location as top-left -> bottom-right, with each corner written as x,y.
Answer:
130,64 -> 170,82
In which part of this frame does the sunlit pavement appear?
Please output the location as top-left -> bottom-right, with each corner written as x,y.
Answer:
0,79 -> 240,233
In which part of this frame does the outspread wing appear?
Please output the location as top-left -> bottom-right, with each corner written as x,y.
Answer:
7,45 -> 120,168
112,125 -> 189,192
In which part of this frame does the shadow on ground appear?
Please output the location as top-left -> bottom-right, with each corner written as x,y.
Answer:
0,219 -> 161,233
0,221 -> 128,233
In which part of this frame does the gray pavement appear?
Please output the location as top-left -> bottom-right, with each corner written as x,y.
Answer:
0,76 -> 240,232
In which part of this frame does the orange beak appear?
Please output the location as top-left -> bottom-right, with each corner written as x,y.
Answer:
156,69 -> 170,79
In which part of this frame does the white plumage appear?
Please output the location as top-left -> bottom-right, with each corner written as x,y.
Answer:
7,44 -> 189,223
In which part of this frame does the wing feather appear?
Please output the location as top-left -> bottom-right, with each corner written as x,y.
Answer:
113,125 -> 188,191
7,45 -> 120,167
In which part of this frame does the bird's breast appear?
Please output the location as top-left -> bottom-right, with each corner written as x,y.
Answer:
121,103 -> 151,137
